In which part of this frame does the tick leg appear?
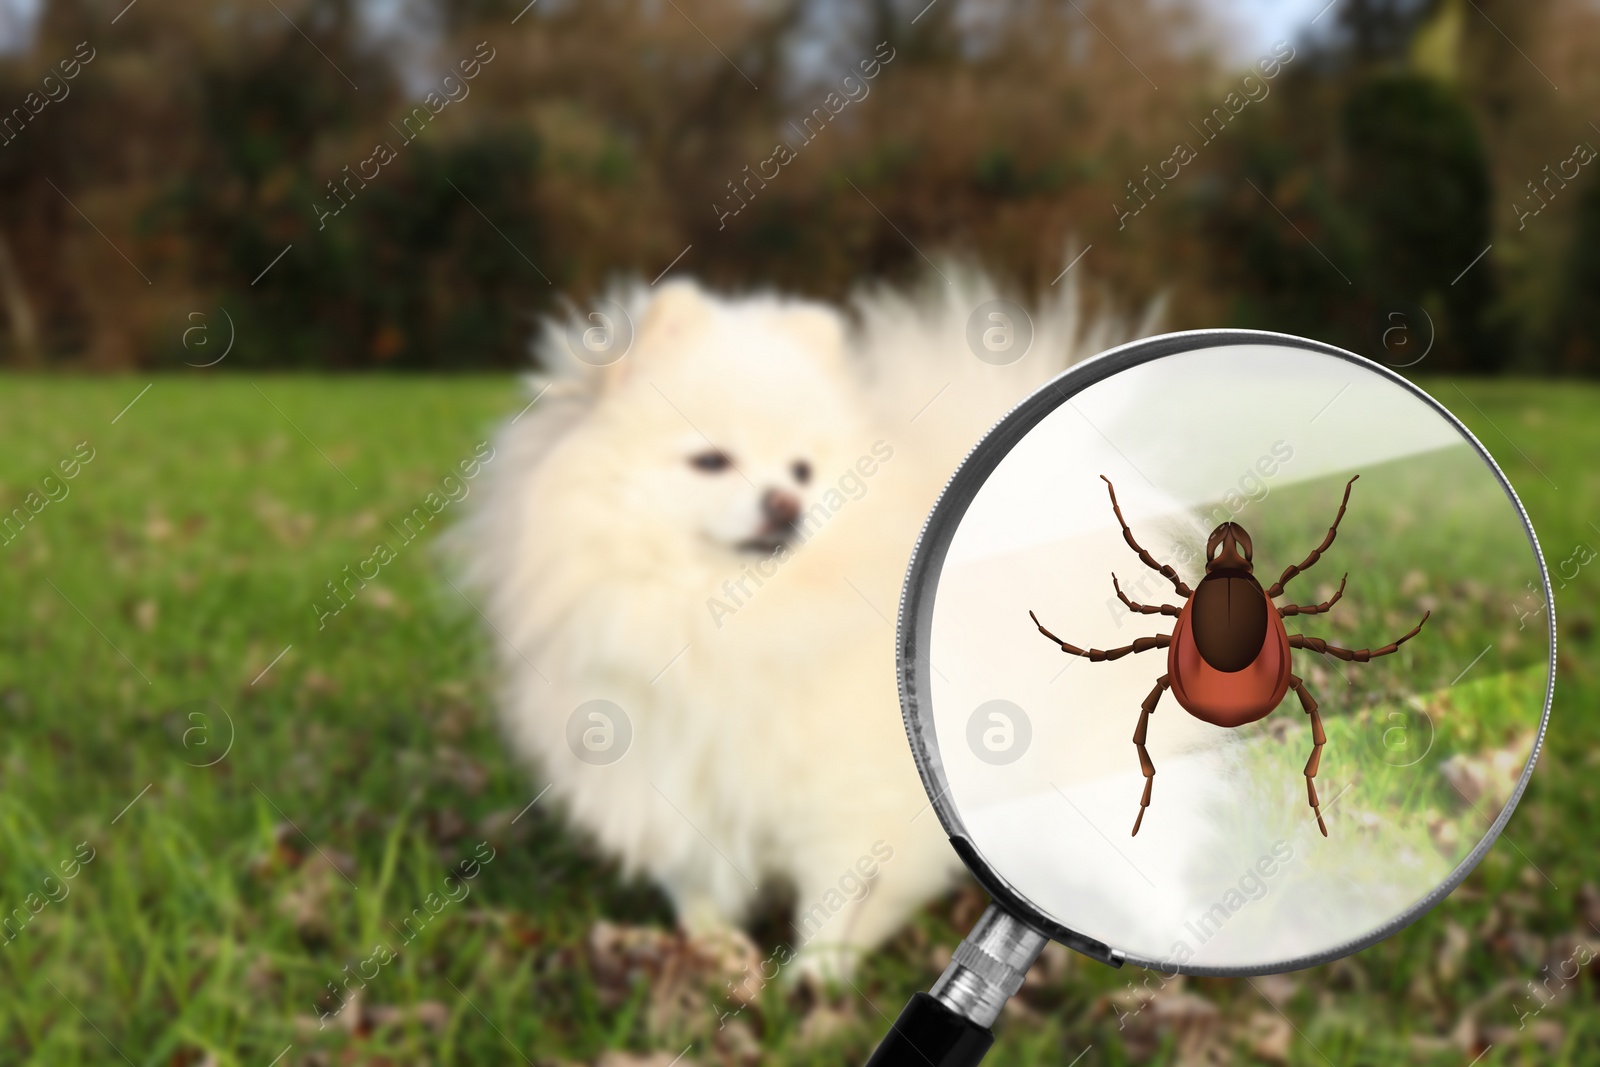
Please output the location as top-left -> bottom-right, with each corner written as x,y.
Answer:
1131,674 -> 1171,836
1278,573 -> 1348,618
1289,674 -> 1328,836
1029,611 -> 1171,661
1112,574 -> 1182,617
1290,611 -> 1430,662
1101,476 -> 1194,599
1265,475 -> 1358,599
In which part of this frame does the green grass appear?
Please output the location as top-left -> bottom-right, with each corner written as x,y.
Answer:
0,375 -> 1597,1065
1178,443 -> 1554,931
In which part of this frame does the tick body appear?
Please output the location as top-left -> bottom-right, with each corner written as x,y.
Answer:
1029,475 -> 1430,837
1169,568 -> 1290,728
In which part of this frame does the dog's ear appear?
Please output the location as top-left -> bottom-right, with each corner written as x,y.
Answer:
781,304 -> 847,371
569,281 -> 713,395
636,281 -> 711,349
588,281 -> 711,390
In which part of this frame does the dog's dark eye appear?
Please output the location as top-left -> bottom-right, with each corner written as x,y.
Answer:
791,460 -> 812,485
690,450 -> 732,473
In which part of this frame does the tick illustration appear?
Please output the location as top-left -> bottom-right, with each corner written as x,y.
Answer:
1029,475 -> 1429,837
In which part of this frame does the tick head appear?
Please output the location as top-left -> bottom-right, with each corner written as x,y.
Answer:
1205,521 -> 1254,574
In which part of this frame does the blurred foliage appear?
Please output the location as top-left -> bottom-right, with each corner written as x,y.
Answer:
1552,173 -> 1600,374
0,0 -> 1597,371
1204,66 -> 1502,372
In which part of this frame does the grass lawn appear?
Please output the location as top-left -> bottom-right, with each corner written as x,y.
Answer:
0,375 -> 1596,1066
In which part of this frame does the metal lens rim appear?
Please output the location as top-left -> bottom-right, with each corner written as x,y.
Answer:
894,328 -> 1557,976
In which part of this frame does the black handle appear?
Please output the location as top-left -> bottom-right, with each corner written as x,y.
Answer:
863,992 -> 994,1067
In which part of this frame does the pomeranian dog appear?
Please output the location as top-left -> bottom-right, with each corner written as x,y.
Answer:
456,261 -> 1151,978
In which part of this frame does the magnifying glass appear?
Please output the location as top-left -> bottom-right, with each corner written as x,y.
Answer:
866,330 -> 1554,1066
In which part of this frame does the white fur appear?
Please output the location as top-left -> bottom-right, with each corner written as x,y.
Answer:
454,261 -> 1154,977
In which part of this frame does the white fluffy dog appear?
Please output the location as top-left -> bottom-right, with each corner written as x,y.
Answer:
456,264 -> 1150,978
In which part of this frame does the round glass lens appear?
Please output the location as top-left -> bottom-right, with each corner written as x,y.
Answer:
901,334 -> 1553,974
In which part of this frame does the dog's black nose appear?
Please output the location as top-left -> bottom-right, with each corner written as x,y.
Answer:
762,488 -> 801,528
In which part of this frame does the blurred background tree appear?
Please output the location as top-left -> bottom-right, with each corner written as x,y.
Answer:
0,0 -> 1594,373
1198,0 -> 1503,370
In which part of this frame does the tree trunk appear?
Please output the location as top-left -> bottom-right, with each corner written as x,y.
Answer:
0,225 -> 40,366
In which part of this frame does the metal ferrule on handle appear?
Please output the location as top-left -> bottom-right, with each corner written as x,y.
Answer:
864,904 -> 1048,1067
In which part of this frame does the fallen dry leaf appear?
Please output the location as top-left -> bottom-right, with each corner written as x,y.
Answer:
368,999 -> 449,1032
1099,978 -> 1228,1066
1577,884 -> 1600,933
1250,973 -> 1298,1008
300,670 -> 340,698
1408,1033 -> 1456,1058
1436,920 -> 1471,984
1482,1018 -> 1564,1052
435,746 -> 489,795
274,845 -> 357,946
795,1001 -> 861,1047
587,921 -> 762,1036
713,1017 -> 763,1065
1243,1010 -> 1291,1064
1439,733 -> 1534,809
365,583 -> 401,612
